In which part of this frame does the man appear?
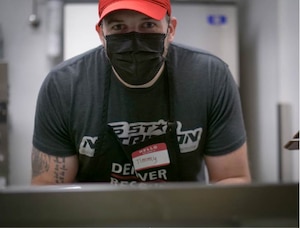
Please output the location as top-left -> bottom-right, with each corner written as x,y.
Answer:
31,0 -> 251,185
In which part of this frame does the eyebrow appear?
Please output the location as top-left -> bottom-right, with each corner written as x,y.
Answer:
105,15 -> 156,25
105,18 -> 123,25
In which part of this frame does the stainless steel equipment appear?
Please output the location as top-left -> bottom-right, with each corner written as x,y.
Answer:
0,183 -> 298,227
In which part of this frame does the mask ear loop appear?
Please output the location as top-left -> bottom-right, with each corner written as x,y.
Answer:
166,14 -> 172,35
162,15 -> 173,57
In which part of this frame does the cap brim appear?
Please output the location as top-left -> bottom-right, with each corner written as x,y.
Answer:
100,0 -> 167,21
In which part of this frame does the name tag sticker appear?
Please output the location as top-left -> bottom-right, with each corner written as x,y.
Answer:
132,143 -> 170,171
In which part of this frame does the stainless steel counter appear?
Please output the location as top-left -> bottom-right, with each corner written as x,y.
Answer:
0,182 -> 298,227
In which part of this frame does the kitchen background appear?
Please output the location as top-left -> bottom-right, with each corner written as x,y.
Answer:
0,0 -> 298,186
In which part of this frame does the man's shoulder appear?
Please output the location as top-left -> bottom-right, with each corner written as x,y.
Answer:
51,45 -> 107,74
169,42 -> 211,55
168,43 -> 227,66
42,45 -> 108,89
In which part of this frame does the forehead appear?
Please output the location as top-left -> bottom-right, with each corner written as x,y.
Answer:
103,10 -> 155,22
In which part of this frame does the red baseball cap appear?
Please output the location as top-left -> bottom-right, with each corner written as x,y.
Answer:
98,0 -> 171,22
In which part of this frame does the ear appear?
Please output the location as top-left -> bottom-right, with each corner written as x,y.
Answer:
95,23 -> 105,44
167,17 -> 177,42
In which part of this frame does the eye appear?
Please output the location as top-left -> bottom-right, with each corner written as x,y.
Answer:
141,21 -> 156,29
111,23 -> 126,31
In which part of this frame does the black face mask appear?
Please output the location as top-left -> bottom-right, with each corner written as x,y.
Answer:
105,32 -> 166,86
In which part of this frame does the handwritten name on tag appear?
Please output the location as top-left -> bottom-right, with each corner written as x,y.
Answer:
132,143 -> 170,171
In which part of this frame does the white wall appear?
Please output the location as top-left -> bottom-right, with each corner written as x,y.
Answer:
0,0 -> 298,186
277,0 -> 299,182
0,0 -> 56,185
239,0 -> 299,183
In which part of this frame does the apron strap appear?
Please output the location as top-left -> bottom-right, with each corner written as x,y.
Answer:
165,65 -> 175,123
96,68 -> 112,149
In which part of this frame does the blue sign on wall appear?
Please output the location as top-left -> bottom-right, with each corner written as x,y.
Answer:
207,15 -> 227,25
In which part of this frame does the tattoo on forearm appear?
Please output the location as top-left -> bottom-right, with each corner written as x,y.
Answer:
32,148 -> 69,183
31,148 -> 50,178
54,157 -> 68,183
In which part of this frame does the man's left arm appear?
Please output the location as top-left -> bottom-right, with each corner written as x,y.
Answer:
204,142 -> 251,184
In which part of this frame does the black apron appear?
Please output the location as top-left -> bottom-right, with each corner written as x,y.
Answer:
77,67 -> 182,183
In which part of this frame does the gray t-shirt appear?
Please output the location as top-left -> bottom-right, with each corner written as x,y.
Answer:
33,43 -> 246,181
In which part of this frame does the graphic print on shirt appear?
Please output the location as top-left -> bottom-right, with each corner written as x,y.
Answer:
79,120 -> 202,156
108,119 -> 202,153
78,119 -> 202,183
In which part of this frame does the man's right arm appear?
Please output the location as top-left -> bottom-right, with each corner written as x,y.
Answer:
31,146 -> 79,185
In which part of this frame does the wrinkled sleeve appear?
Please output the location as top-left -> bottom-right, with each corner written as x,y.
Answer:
32,71 -> 75,156
205,60 -> 246,156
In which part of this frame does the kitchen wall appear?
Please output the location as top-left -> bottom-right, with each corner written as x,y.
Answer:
0,0 -> 298,186
0,0 -> 50,185
239,0 -> 299,182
